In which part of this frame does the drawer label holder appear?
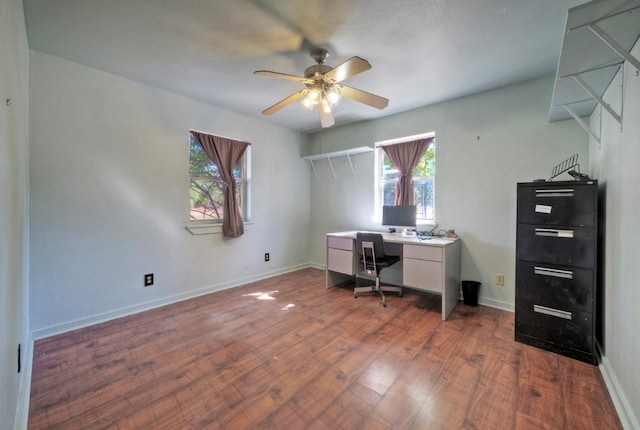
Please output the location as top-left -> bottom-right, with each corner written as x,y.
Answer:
535,204 -> 553,214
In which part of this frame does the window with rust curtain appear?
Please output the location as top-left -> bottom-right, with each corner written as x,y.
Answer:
382,138 -> 433,206
190,131 -> 250,238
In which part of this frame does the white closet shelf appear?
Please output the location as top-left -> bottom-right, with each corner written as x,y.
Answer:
303,146 -> 374,178
302,146 -> 374,161
549,0 -> 640,128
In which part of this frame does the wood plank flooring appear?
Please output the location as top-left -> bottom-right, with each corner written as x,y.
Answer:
28,268 -> 621,429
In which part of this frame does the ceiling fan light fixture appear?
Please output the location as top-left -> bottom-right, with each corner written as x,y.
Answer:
308,87 -> 322,102
302,83 -> 341,111
327,86 -> 341,105
301,86 -> 322,109
301,97 -> 315,109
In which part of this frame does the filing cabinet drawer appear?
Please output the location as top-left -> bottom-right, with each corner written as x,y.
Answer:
517,224 -> 595,268
517,183 -> 596,227
403,244 -> 442,261
515,298 -> 593,354
516,261 -> 594,312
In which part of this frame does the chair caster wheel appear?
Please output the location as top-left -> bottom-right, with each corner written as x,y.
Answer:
382,302 -> 387,307
354,293 -> 358,298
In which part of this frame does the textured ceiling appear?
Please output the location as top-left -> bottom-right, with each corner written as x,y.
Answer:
23,0 -> 589,132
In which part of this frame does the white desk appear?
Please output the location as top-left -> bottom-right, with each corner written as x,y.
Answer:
326,231 -> 461,321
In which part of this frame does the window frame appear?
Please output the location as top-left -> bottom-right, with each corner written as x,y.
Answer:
187,133 -> 252,234
374,132 -> 436,225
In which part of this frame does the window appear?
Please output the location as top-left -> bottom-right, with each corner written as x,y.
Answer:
189,134 -> 250,223
376,134 -> 435,223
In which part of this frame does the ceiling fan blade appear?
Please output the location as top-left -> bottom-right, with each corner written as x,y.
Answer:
340,85 -> 389,110
319,106 -> 335,128
324,56 -> 371,82
254,70 -> 312,84
262,89 -> 307,115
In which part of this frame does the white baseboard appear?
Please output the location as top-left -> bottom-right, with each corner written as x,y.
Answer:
598,346 -> 639,430
31,263 -> 310,340
478,296 -> 514,313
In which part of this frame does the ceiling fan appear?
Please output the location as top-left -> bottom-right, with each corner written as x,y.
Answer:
254,48 -> 389,128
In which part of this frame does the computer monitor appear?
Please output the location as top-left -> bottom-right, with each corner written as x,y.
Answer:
382,205 -> 417,228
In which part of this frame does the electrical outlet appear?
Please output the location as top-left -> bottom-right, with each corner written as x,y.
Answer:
496,273 -> 505,286
144,273 -> 154,287
265,253 -> 270,262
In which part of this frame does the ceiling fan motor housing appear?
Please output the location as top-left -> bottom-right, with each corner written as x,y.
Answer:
304,64 -> 332,79
305,48 -> 332,79
310,48 -> 330,64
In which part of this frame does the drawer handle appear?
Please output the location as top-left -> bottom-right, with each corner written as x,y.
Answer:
534,228 -> 574,238
535,189 -> 575,197
534,266 -> 573,279
534,304 -> 572,320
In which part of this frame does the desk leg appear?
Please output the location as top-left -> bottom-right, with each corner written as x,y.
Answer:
442,277 -> 459,320
442,242 -> 462,320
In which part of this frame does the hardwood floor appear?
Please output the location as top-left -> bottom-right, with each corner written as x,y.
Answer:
28,268 -> 621,429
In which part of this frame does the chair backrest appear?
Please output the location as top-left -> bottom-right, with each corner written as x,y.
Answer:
356,233 -> 386,259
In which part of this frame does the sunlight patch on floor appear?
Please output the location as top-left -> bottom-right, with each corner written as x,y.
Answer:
242,291 -> 279,300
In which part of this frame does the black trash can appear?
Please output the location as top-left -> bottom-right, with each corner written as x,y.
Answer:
461,280 -> 481,306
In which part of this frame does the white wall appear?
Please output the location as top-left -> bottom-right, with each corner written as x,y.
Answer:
0,0 -> 30,427
589,39 -> 640,430
307,75 -> 589,310
29,51 -> 311,336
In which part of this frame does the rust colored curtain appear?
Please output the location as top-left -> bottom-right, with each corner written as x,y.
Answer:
190,131 -> 250,238
382,138 -> 432,206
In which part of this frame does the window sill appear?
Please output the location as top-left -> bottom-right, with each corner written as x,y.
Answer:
185,221 -> 253,235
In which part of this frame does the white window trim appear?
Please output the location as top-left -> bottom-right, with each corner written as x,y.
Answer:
373,132 -> 436,225
375,131 -> 435,148
185,221 -> 253,235
186,141 -> 252,235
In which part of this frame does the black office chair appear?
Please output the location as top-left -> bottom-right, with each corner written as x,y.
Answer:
355,232 -> 402,307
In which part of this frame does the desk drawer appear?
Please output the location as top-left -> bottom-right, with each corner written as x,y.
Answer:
404,244 -> 442,262
327,236 -> 353,251
327,248 -> 355,275
404,258 -> 442,293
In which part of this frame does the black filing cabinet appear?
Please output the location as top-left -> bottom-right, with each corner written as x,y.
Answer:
515,180 -> 598,364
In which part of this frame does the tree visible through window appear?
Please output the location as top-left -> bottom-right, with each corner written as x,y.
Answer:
189,135 -> 247,222
378,139 -> 435,222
